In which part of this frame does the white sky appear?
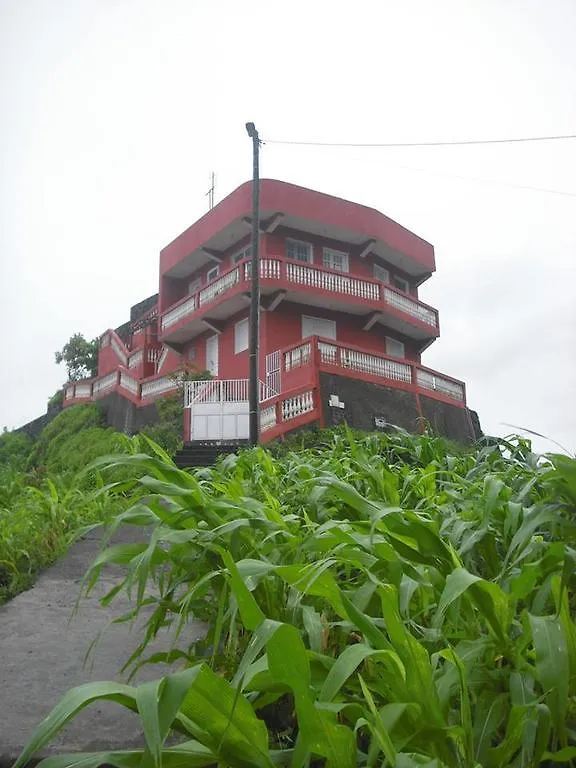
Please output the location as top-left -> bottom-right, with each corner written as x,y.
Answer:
1,0 -> 575,454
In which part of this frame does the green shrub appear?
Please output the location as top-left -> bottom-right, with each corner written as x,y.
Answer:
0,473 -> 122,603
27,404 -> 104,472
140,394 -> 183,455
0,429 -> 33,470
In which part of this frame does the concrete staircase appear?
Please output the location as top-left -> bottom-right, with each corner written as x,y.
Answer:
173,440 -> 249,468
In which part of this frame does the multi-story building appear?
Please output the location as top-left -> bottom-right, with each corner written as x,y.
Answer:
63,180 -> 480,445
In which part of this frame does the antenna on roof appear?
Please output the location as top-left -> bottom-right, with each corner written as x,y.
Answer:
206,171 -> 216,210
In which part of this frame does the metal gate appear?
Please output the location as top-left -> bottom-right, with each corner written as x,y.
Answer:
187,379 -> 249,441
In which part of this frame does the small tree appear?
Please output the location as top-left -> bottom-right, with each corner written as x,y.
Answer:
55,333 -> 98,381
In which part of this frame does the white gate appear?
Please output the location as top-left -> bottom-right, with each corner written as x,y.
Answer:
187,379 -> 249,441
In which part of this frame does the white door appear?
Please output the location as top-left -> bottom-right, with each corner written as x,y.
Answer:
206,334 -> 219,376
302,315 -> 337,340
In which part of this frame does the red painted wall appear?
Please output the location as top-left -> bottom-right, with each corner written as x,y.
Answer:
98,345 -> 118,376
160,179 -> 435,278
265,232 -> 419,298
263,303 -> 421,363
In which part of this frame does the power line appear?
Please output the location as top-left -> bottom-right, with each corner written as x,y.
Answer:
263,133 -> 576,149
377,161 -> 576,198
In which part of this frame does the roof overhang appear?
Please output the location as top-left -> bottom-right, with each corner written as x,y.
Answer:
161,180 -> 436,281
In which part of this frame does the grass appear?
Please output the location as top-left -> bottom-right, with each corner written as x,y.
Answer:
11,427 -> 576,767
0,406 -> 137,603
0,399 -> 183,603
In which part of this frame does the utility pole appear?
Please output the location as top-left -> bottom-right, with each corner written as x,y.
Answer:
245,122 -> 261,446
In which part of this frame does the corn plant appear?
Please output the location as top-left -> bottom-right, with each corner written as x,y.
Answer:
13,430 -> 576,767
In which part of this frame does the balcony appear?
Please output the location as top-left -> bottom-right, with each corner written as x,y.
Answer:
160,257 -> 439,344
279,336 -> 466,405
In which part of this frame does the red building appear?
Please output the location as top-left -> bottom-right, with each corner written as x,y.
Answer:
63,180 -> 479,445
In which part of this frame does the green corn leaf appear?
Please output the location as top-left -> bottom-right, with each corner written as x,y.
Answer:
379,585 -> 443,726
33,742 -> 216,768
220,548 -> 265,631
340,593 -> 391,649
266,623 -> 356,767
358,674 -> 397,766
178,664 -> 273,768
528,613 -> 569,743
552,574 -> 576,697
542,746 -> 576,762
320,643 -> 405,702
276,562 -> 346,616
12,681 -> 139,768
473,693 -> 508,766
433,567 -> 508,644
136,678 -> 164,768
302,604 -> 324,653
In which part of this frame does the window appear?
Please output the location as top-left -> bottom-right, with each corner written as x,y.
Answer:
322,248 -> 349,273
386,337 -> 405,359
302,315 -> 337,340
392,275 -> 409,293
373,263 -> 390,283
188,278 -> 201,295
286,239 -> 313,263
232,245 -> 251,264
234,318 -> 249,354
206,265 -> 220,283
187,345 -> 196,360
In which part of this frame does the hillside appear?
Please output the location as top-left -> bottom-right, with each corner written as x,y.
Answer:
0,399 -> 181,603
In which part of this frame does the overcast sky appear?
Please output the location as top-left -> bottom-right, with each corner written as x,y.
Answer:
1,0 -> 575,453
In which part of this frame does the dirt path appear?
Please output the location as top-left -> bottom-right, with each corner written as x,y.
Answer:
0,529 -> 204,767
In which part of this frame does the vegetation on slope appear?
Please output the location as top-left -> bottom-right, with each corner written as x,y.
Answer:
0,398 -> 186,603
13,428 -> 576,767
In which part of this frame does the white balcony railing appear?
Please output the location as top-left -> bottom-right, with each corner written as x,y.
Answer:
244,259 -> 282,280
284,341 -> 312,372
156,346 -> 168,372
285,262 -> 379,301
161,295 -> 197,330
260,404 -> 278,432
281,390 -> 315,421
383,288 -> 437,327
74,383 -> 92,398
199,268 -> 240,307
317,341 -> 412,383
160,258 -> 438,339
120,371 -> 139,395
416,369 -> 465,401
93,372 -> 118,396
111,335 -> 128,366
140,376 -> 178,399
184,378 -> 280,408
128,350 -> 143,369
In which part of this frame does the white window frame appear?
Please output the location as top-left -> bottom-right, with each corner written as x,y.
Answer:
234,318 -> 249,354
373,263 -> 390,283
386,337 -> 405,359
392,275 -> 409,293
232,245 -> 251,264
322,248 -> 349,273
286,238 -> 313,264
206,265 -> 220,283
188,277 -> 202,295
302,315 -> 337,341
